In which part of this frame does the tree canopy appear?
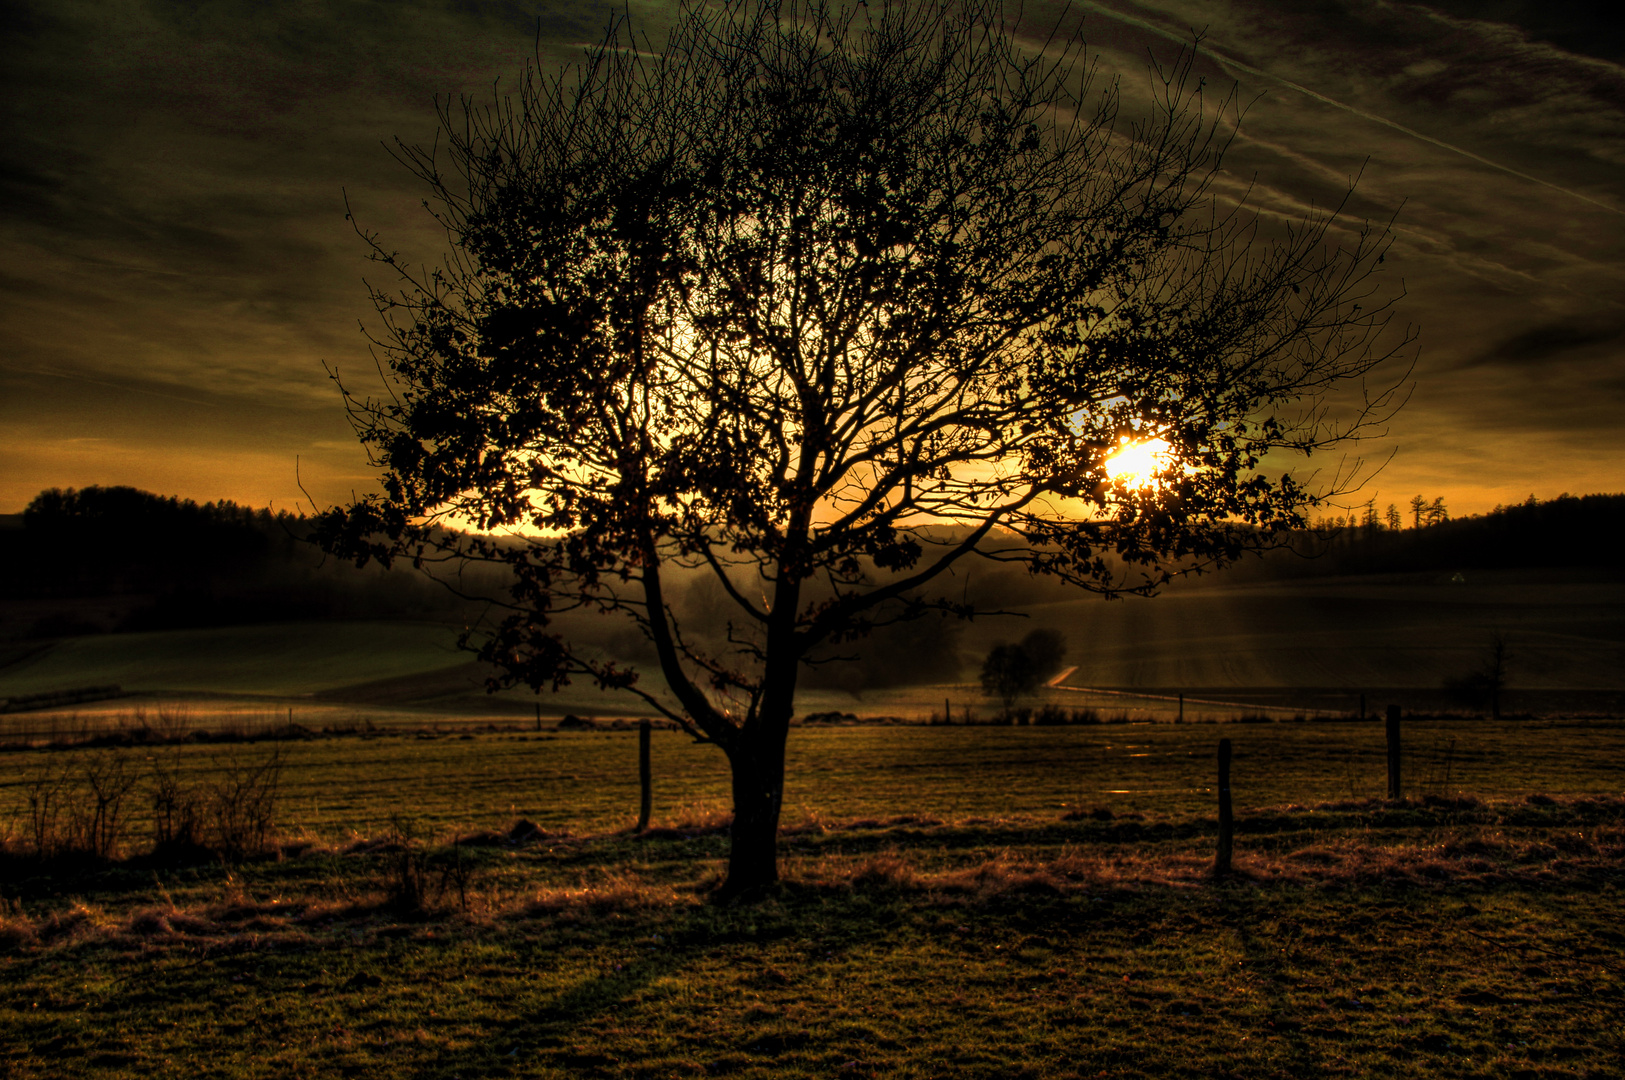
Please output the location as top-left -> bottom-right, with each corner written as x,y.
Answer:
979,628 -> 1067,712
318,0 -> 1409,896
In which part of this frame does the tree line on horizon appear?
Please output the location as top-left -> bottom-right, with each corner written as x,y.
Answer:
0,485 -> 470,635
4,484 -> 1621,643
1313,494 -> 1448,532
1274,490 -> 1624,579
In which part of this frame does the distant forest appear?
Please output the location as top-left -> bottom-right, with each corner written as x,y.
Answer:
0,486 -> 477,636
3,486 -> 1620,682
1254,492 -> 1625,580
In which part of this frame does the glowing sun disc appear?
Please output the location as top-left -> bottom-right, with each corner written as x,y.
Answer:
1105,437 -> 1171,486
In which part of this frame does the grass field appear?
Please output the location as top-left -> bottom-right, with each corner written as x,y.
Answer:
3,568 -> 1621,724
2,719 -> 1622,1078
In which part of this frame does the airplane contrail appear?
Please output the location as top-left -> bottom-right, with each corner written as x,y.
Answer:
1077,0 -> 1625,218
17,366 -> 220,408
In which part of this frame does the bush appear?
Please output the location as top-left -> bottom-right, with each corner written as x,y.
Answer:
20,753 -> 139,858
208,748 -> 286,860
66,752 -> 139,858
14,746 -> 285,863
150,751 -> 205,855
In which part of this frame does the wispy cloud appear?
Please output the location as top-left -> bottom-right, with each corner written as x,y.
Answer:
0,0 -> 1620,513
1079,0 -> 1624,215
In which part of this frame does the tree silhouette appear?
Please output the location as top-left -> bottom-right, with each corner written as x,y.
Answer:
1445,633 -> 1510,719
980,642 -> 1038,713
317,0 -> 1408,897
980,628 -> 1068,714
1020,628 -> 1068,684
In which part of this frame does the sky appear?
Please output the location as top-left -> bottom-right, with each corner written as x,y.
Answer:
1,0 -> 1621,517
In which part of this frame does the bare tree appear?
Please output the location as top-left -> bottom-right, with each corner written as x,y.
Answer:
1446,633 -> 1510,719
1483,633 -> 1508,720
318,0 -> 1410,897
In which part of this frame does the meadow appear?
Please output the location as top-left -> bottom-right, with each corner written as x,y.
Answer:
3,566 -> 1622,723
1,716 -> 1621,1078
1,561 -> 1620,1076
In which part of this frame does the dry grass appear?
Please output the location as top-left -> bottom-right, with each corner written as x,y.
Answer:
4,794 -> 1620,964
4,789 -> 1622,1080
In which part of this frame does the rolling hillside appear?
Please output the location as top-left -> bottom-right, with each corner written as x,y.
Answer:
2,489 -> 1621,718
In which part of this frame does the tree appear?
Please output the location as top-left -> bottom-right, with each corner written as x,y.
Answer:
980,642 -> 1038,713
317,0 -> 1409,898
1445,633 -> 1509,719
1409,494 -> 1427,529
1385,502 -> 1402,532
980,627 -> 1067,713
1020,628 -> 1068,684
1482,633 -> 1508,721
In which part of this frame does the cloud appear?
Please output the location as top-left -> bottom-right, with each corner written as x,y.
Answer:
1477,317 -> 1625,367
0,0 -> 1622,516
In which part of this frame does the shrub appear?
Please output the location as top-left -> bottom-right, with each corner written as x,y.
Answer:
20,753 -> 139,859
150,751 -> 205,855
65,752 -> 139,857
208,747 -> 285,860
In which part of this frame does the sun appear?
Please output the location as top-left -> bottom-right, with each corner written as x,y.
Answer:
1104,437 -> 1172,487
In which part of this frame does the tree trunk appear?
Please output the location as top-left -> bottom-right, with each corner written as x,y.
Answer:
717,565 -> 802,901
718,714 -> 790,901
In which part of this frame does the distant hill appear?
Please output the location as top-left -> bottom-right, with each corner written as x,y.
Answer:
0,485 -> 965,692
5,487 -> 1617,699
1250,493 -> 1625,580
0,486 -> 482,637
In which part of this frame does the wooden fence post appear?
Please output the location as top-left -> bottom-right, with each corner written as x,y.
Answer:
1215,738 -> 1233,875
1385,705 -> 1402,800
535,703 -> 542,732
637,718 -> 652,832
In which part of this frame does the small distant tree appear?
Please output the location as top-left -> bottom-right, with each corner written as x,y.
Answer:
1361,498 -> 1379,531
980,629 -> 1066,713
1426,496 -> 1449,526
1409,494 -> 1427,529
1385,503 -> 1402,532
981,642 -> 1039,712
1020,628 -> 1068,684
318,0 -> 1410,897
1479,634 -> 1508,720
1446,633 -> 1510,719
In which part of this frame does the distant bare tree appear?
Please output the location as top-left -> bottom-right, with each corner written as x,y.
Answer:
1445,633 -> 1510,719
1481,634 -> 1508,720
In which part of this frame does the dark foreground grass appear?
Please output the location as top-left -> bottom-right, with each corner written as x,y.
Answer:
2,792 -> 1623,1078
